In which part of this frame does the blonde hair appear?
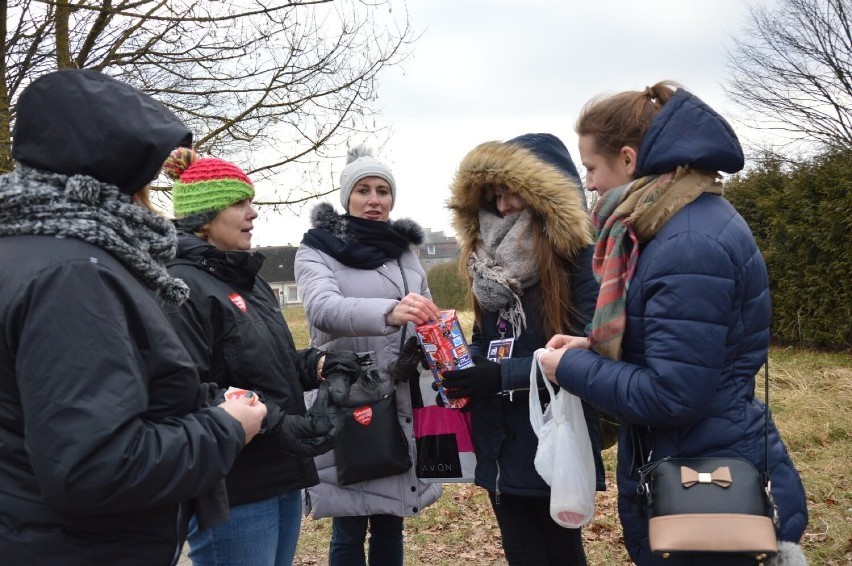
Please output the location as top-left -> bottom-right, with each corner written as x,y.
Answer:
132,185 -> 155,212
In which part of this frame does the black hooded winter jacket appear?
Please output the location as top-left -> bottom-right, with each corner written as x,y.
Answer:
0,236 -> 247,565
161,233 -> 321,506
0,70 -> 245,565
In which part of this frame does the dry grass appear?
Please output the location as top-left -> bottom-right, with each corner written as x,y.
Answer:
765,349 -> 852,565
283,305 -> 311,349
281,306 -> 851,565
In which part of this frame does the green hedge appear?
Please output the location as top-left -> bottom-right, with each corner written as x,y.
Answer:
725,149 -> 852,349
427,260 -> 471,311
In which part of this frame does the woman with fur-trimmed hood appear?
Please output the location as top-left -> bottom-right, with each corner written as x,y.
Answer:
444,133 -> 605,565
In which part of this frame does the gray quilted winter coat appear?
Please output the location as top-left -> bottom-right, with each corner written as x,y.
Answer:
294,205 -> 442,518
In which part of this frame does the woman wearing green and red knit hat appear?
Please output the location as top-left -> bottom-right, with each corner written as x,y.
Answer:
159,147 -> 362,566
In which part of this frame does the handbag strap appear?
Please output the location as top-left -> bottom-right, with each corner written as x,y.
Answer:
396,258 -> 409,352
763,355 -> 770,485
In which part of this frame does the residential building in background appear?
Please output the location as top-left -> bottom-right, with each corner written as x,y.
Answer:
255,245 -> 299,306
416,228 -> 459,272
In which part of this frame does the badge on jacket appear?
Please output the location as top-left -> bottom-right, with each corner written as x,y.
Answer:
228,293 -> 247,313
487,338 -> 514,363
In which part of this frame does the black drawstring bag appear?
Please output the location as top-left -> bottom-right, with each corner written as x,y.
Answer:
334,393 -> 411,485
334,257 -> 415,486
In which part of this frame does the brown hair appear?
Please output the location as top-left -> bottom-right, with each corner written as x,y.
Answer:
132,185 -> 155,212
135,184 -> 212,240
575,81 -> 680,160
458,212 -> 581,338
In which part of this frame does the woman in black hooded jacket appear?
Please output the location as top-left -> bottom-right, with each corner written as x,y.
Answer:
0,70 -> 267,565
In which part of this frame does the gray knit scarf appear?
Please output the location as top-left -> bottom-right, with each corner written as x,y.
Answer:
0,164 -> 189,305
469,208 -> 539,337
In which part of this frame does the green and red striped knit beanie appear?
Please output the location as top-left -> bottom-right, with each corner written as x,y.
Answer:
163,147 -> 255,232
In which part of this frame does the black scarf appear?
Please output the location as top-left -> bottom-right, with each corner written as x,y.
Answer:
302,203 -> 424,270
174,232 -> 265,290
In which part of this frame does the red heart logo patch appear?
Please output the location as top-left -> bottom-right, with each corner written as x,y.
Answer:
353,406 -> 372,426
228,293 -> 247,313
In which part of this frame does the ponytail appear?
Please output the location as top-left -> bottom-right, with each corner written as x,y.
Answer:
576,81 -> 680,159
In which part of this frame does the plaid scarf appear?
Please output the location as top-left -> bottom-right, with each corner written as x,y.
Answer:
588,168 -> 722,359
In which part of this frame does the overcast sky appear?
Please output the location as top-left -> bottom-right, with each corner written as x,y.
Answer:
252,0 -> 774,248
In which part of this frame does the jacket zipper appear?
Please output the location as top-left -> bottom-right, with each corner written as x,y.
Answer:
494,385 -> 533,501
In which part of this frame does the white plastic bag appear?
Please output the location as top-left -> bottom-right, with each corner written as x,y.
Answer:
529,348 -> 596,528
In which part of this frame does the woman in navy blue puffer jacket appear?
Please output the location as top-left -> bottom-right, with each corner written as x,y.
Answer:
539,82 -> 808,566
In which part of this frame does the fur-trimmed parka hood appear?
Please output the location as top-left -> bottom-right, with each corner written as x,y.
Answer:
448,133 -> 593,260
309,202 -> 424,246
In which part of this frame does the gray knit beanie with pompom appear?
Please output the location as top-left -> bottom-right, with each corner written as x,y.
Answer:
338,145 -> 396,212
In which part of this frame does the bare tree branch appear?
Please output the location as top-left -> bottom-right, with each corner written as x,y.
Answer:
725,0 -> 852,154
1,0 -> 415,209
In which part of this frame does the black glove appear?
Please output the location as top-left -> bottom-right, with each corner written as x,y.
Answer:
321,350 -> 363,405
301,347 -> 326,388
388,336 -> 424,383
268,413 -> 335,457
441,355 -> 502,404
434,390 -> 447,408
306,379 -> 345,443
261,389 -> 339,457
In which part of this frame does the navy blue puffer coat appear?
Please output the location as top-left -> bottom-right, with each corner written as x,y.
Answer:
554,90 -> 807,564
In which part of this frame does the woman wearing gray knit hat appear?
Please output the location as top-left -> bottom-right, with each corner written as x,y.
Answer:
294,146 -> 443,566
158,147 -> 362,566
337,147 -> 398,212
0,69 -> 267,565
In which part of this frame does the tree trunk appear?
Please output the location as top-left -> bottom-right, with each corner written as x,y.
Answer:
0,0 -> 11,173
55,0 -> 73,69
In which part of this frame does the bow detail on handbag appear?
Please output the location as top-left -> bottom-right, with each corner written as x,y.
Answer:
680,465 -> 732,488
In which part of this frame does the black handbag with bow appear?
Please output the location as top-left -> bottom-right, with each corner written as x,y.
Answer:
637,360 -> 779,561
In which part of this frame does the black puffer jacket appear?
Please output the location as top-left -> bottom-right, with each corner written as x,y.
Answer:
0,236 -> 246,565
161,233 -> 320,506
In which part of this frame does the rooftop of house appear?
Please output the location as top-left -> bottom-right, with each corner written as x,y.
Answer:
254,245 -> 297,282
422,228 -> 456,243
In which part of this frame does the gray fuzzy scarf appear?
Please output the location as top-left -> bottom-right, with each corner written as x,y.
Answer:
0,164 -> 189,305
469,208 -> 539,337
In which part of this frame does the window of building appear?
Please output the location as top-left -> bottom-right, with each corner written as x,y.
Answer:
426,244 -> 436,255
287,286 -> 299,302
